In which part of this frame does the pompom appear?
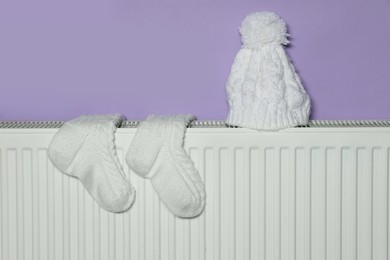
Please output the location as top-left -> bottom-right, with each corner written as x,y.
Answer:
239,11 -> 289,48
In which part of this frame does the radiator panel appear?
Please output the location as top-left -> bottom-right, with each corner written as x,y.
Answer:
1,128 -> 390,260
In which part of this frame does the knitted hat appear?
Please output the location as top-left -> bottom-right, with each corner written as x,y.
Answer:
225,11 -> 311,130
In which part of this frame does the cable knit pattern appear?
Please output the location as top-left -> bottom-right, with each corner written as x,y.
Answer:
48,114 -> 135,213
226,11 -> 311,130
126,115 -> 206,218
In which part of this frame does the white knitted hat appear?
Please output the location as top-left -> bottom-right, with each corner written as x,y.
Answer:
225,11 -> 311,130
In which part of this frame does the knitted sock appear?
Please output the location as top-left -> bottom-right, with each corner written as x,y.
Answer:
48,114 -> 135,213
126,115 -> 205,218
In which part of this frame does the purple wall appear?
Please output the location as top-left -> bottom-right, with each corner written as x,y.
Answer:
1,0 -> 390,121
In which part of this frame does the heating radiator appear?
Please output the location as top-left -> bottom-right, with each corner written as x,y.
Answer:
1,120 -> 390,260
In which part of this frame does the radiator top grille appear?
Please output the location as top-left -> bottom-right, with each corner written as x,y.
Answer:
1,120 -> 390,129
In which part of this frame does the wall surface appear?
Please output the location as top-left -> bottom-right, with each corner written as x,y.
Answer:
0,0 -> 389,121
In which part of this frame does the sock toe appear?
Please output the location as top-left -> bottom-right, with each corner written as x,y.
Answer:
96,182 -> 136,212
153,180 -> 200,218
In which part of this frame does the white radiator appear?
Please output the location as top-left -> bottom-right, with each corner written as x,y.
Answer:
1,121 -> 390,260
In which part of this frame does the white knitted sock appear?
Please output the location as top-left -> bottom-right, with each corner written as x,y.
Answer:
126,115 -> 205,218
48,114 -> 135,213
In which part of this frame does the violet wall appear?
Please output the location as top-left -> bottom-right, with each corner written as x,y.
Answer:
1,0 -> 389,121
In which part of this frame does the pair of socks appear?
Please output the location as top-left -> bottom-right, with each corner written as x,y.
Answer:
48,114 -> 205,217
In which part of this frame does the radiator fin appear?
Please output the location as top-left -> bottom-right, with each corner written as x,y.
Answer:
296,147 -> 311,260
311,147 -> 326,260
372,148 -> 387,260
326,147 -> 342,260
341,147 -> 357,260
280,147 -> 295,260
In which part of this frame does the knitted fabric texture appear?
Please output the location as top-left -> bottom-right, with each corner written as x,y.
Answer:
226,11 -> 311,130
126,115 -> 206,218
48,114 -> 135,213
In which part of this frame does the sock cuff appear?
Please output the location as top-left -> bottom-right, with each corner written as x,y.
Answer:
140,114 -> 195,141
